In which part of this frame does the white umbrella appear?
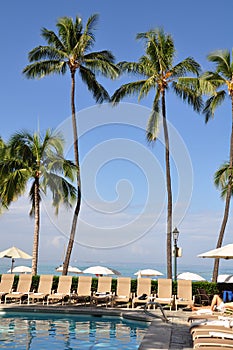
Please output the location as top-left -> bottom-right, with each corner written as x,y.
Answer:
83,265 -> 121,276
177,272 -> 206,281
56,265 -> 82,274
0,246 -> 32,273
8,266 -> 32,274
217,274 -> 233,283
198,244 -> 233,259
134,269 -> 163,277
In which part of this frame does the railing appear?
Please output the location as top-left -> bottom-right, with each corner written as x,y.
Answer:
144,301 -> 169,323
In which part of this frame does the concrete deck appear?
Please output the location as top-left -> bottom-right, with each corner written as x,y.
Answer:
0,304 -> 193,349
139,310 -> 193,349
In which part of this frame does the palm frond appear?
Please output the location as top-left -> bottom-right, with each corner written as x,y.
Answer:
41,28 -> 65,51
84,51 -> 119,79
203,90 -> 226,122
85,50 -> 115,64
84,13 -> 99,40
138,28 -> 175,73
207,50 -> 232,79
111,80 -> 147,104
173,79 -> 203,112
79,66 -> 110,103
56,17 -> 76,51
0,168 -> 29,206
201,71 -> 226,89
172,57 -> 201,77
138,76 -> 156,100
73,14 -> 98,55
214,161 -> 233,198
117,61 -> 146,75
138,56 -> 157,76
42,172 -> 77,214
23,60 -> 67,79
41,130 -> 64,158
146,93 -> 161,142
27,45 -> 68,62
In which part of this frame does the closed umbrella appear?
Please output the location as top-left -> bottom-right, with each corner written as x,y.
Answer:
56,265 -> 82,274
177,272 -> 205,281
0,246 -> 32,273
83,265 -> 121,276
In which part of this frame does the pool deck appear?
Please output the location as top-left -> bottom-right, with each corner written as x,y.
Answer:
0,304 -> 193,349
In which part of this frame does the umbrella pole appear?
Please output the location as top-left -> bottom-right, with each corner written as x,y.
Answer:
10,258 -> 15,274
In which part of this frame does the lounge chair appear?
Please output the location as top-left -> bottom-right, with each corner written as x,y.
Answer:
91,276 -> 113,307
154,278 -> 173,310
175,280 -> 194,310
192,326 -> 233,340
190,317 -> 233,334
113,277 -> 131,308
47,276 -> 72,305
132,278 -> 151,308
0,274 -> 15,303
71,276 -> 92,305
28,275 -> 53,304
193,334 -> 233,348
194,287 -> 213,306
5,274 -> 32,304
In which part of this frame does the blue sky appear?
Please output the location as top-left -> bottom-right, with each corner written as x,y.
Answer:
1,0 -> 233,273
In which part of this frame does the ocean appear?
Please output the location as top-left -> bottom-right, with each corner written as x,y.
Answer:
1,258 -> 233,282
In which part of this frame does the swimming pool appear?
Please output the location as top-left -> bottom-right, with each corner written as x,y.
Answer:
0,312 -> 149,349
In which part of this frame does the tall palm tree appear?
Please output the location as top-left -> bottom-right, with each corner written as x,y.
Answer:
199,49 -> 233,282
0,129 -> 77,275
111,28 -> 202,278
22,15 -> 119,274
0,137 -> 9,212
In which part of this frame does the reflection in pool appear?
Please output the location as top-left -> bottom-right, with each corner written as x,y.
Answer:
0,312 -> 149,349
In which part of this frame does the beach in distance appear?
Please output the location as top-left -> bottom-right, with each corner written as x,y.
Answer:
1,259 -> 233,282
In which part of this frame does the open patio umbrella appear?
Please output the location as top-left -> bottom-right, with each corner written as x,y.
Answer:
134,269 -> 163,278
83,265 -> 121,276
56,265 -> 83,274
217,274 -> 233,283
8,266 -> 32,274
198,244 -> 233,259
0,246 -> 32,273
177,272 -> 206,281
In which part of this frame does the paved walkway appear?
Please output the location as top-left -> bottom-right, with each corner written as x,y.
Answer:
139,310 -> 193,349
170,319 -> 193,349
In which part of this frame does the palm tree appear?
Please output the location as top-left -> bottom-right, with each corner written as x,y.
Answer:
199,49 -> 233,282
111,28 -> 202,278
0,129 -> 77,275
22,14 -> 119,274
0,137 -> 9,212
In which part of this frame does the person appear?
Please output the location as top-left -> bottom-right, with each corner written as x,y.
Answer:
192,293 -> 233,312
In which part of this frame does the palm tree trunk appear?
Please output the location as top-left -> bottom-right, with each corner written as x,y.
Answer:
63,71 -> 82,275
32,177 -> 40,276
161,91 -> 173,279
212,98 -> 233,282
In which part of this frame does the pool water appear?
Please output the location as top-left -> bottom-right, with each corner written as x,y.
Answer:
0,312 -> 149,349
